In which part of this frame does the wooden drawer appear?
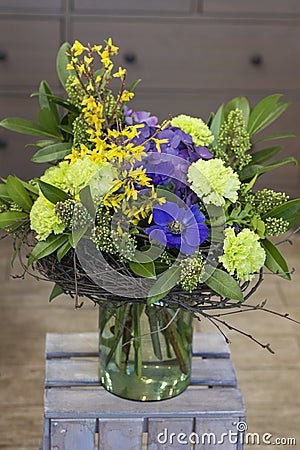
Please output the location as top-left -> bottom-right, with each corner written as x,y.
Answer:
202,0 -> 300,15
0,18 -> 61,89
0,95 -> 48,180
71,20 -> 300,91
0,0 -> 61,11
71,0 -> 192,15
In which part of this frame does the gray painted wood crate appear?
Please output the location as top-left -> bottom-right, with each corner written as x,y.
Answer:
42,332 -> 246,450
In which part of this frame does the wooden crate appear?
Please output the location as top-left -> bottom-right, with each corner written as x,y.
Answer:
42,332 -> 246,450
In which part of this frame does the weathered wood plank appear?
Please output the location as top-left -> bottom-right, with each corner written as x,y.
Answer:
46,332 -> 98,358
194,417 -> 245,450
42,418 -> 50,450
50,419 -> 96,450
147,418 -> 194,449
46,332 -> 230,358
45,357 -> 237,387
44,387 -> 245,419
98,418 -> 143,450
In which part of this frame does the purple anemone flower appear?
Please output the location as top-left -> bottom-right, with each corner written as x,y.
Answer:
146,201 -> 209,255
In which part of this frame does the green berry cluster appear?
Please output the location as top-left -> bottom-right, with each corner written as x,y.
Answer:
73,116 -> 91,149
65,75 -> 85,108
179,252 -> 204,292
111,230 -> 137,261
159,251 -> 173,266
104,92 -> 118,122
93,224 -> 116,253
264,217 -> 289,236
93,203 -> 116,253
213,108 -> 251,171
55,199 -> 76,227
251,189 -> 289,215
73,203 -> 92,229
0,203 -> 8,213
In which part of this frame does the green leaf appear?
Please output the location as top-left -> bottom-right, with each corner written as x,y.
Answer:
6,176 -> 33,212
79,185 -> 95,217
35,139 -> 57,149
38,80 -> 59,123
128,78 -> 141,93
260,238 -> 291,280
225,96 -> 250,125
72,224 -> 90,248
248,94 -> 290,136
239,164 -> 263,181
204,266 -> 244,301
38,108 -> 62,138
145,306 -> 163,360
210,104 -> 224,145
0,211 -> 28,228
253,132 -> 296,145
58,124 -> 73,135
240,157 -> 297,181
50,96 -> 79,114
56,42 -> 72,88
38,180 -> 70,204
0,184 -> 11,202
32,92 -> 79,114
57,239 -> 72,262
147,266 -> 180,305
129,260 -> 156,279
19,179 -> 39,196
28,234 -> 67,266
49,284 -> 64,301
0,117 -> 55,138
286,212 -> 300,229
250,146 -> 282,165
262,199 -> 300,221
31,142 -> 72,163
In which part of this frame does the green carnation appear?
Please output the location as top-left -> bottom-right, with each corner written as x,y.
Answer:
30,196 -> 65,241
171,114 -> 214,147
219,227 -> 266,281
188,158 -> 241,206
41,157 -> 115,196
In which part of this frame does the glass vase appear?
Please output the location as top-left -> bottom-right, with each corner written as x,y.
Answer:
98,302 -> 193,401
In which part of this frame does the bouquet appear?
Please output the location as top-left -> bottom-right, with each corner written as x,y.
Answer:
0,39 -> 299,399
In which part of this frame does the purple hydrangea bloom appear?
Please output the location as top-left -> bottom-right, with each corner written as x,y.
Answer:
146,201 -> 208,255
123,106 -> 158,127
124,109 -> 213,202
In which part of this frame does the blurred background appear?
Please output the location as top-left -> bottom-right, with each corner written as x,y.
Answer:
0,0 -> 300,196
0,1 -> 300,449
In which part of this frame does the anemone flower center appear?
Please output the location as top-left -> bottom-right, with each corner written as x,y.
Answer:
168,220 -> 184,234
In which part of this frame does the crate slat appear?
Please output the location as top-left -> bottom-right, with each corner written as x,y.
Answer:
46,332 -> 230,359
147,417 -> 194,449
98,418 -> 143,450
45,357 -> 237,387
44,386 -> 245,419
194,417 -> 244,450
50,419 -> 96,450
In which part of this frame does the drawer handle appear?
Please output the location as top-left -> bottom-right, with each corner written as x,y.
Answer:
0,51 -> 7,61
0,138 -> 7,148
124,52 -> 137,64
250,54 -> 263,66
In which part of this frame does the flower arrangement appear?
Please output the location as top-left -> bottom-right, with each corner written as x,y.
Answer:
0,38 -> 300,376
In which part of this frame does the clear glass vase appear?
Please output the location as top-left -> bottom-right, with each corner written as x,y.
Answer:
98,302 -> 193,401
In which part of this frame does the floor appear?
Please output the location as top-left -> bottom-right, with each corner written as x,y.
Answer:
0,234 -> 299,449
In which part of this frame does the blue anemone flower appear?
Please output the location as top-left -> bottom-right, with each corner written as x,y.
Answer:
146,201 -> 209,255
